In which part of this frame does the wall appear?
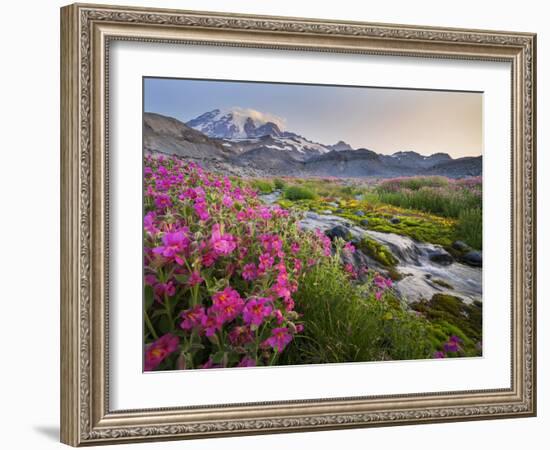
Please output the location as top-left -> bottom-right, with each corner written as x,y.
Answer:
0,0 -> 546,448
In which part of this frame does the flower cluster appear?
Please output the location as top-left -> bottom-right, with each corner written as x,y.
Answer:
143,154 -> 332,371
433,335 -> 464,358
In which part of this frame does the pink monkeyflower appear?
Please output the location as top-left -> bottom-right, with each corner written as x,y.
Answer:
375,290 -> 383,301
282,296 -> 295,311
201,312 -> 223,337
374,274 -> 389,290
200,358 -> 221,369
242,263 -> 258,281
201,251 -> 217,267
258,252 -> 274,271
187,271 -> 204,287
154,194 -> 172,210
242,297 -> 273,326
143,211 -> 159,235
180,305 -> 206,331
290,242 -> 300,253
144,274 -> 157,286
153,281 -> 176,302
228,325 -> 254,346
193,201 -> 210,221
272,309 -> 284,325
263,327 -> 293,353
344,242 -> 356,254
292,258 -> 302,274
258,207 -> 272,220
433,351 -> 446,359
237,357 -> 257,367
344,263 -> 357,279
273,281 -> 291,300
222,195 -> 234,208
238,246 -> 249,260
152,231 -> 189,265
211,287 -> 244,322
210,224 -> 237,256
144,334 -> 179,371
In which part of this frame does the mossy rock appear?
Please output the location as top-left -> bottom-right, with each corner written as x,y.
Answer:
356,237 -> 398,268
410,294 -> 482,357
432,279 -> 454,290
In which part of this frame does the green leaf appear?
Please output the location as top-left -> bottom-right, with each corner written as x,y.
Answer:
174,274 -> 189,284
157,316 -> 172,335
211,351 -> 225,364
144,285 -> 154,310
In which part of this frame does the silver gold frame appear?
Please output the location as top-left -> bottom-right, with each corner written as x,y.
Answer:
60,3 -> 536,446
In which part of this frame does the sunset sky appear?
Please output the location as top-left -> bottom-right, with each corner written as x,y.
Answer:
144,77 -> 482,158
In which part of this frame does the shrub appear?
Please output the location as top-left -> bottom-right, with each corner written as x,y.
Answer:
273,178 -> 286,190
283,185 -> 316,201
251,179 -> 273,194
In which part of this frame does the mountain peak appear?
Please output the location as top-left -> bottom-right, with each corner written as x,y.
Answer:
328,140 -> 354,152
187,107 -> 285,139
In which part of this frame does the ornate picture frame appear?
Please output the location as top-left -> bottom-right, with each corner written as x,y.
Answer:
60,3 -> 536,446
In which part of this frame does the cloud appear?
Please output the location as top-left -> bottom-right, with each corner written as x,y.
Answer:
226,107 -> 287,130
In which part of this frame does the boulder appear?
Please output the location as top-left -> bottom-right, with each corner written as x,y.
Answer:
321,210 -> 333,215
463,250 -> 482,267
325,225 -> 350,241
327,202 -> 339,208
428,249 -> 454,266
360,219 -> 369,227
334,209 -> 344,214
355,210 -> 366,217
452,240 -> 471,252
390,217 -> 401,224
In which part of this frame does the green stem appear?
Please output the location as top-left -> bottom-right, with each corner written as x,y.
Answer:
144,309 -> 158,340
164,294 -> 174,329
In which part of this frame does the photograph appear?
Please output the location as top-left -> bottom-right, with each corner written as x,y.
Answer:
142,78 -> 483,371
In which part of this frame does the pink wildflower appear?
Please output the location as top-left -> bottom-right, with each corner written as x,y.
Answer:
187,271 -> 204,287
144,334 -> 179,371
242,263 -> 258,281
180,306 -> 206,331
210,224 -> 237,255
211,287 -> 244,322
152,231 -> 189,265
237,357 -> 256,367
263,327 -> 293,353
242,297 -> 273,326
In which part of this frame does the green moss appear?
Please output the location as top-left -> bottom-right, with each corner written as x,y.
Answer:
356,237 -> 398,268
432,279 -> 454,290
410,294 -> 482,357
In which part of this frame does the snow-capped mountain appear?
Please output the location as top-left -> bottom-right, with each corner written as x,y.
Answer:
186,108 -> 285,140
186,108 -> 332,161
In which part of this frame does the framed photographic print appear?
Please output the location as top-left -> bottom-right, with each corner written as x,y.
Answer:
60,3 -> 537,446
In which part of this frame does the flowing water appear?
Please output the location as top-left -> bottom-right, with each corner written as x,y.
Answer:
259,192 -> 482,304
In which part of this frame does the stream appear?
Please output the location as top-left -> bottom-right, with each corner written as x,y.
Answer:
261,191 -> 482,304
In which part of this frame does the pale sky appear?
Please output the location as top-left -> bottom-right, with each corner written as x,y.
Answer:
144,77 -> 482,158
